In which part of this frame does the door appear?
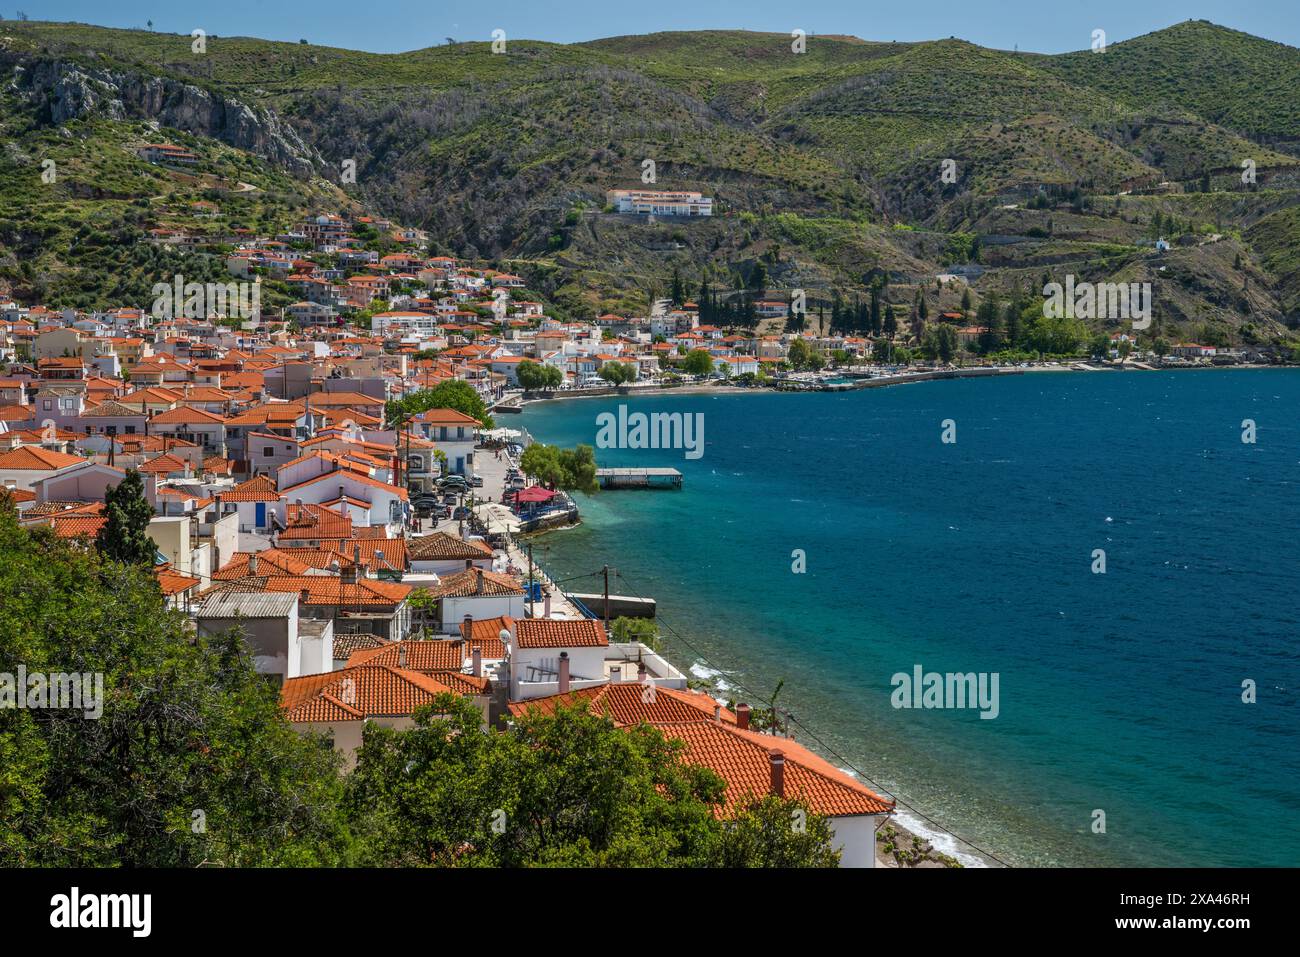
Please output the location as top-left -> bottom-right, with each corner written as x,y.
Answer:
255,502 -> 266,528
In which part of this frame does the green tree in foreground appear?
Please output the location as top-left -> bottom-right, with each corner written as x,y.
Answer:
95,468 -> 156,565
0,504 -> 350,866
345,696 -> 839,867
0,503 -> 838,869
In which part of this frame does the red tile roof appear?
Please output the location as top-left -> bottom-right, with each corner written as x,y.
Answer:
407,531 -> 493,561
428,567 -> 523,599
280,664 -> 459,723
652,721 -> 893,818
513,617 -> 607,649
509,682 -> 734,727
0,446 -> 86,470
220,474 -> 280,502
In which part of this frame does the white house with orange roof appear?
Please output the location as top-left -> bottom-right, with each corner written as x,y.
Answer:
510,684 -> 894,867
409,407 -> 480,476
507,617 -> 612,702
0,445 -> 88,492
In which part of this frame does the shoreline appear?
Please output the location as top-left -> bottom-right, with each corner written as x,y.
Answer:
510,396 -> 995,869
501,361 -> 1292,410
511,364 -> 1298,868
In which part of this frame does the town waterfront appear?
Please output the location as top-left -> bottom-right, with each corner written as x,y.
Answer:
520,370 -> 1300,866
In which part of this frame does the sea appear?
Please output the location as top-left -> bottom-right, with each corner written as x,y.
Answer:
516,370 -> 1300,867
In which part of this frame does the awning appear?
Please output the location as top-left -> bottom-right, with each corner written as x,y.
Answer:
512,485 -> 556,503
482,427 -> 522,441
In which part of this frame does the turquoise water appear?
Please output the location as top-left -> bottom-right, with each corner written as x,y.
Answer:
518,371 -> 1300,867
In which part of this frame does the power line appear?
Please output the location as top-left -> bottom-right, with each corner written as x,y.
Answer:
603,566 -> 1013,868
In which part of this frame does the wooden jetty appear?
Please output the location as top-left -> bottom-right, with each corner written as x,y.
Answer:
596,467 -> 683,489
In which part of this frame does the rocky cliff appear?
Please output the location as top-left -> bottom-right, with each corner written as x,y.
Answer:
5,56 -> 321,176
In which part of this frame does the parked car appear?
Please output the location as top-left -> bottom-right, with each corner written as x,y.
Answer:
467,474 -> 484,487
437,476 -> 469,492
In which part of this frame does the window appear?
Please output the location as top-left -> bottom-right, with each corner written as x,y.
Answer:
264,447 -> 275,458
125,426 -> 136,434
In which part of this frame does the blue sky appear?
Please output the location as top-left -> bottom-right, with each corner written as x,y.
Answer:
13,0 -> 1299,52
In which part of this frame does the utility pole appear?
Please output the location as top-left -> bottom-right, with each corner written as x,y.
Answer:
527,542 -> 535,617
602,564 -> 611,626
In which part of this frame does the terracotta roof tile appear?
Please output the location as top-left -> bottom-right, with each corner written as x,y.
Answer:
509,682 -> 734,727
650,721 -> 894,818
407,531 -> 493,562
428,567 -> 522,599
0,446 -> 86,470
280,664 -> 459,723
513,617 -> 607,649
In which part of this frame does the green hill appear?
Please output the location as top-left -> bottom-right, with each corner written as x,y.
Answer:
1,18 -> 1299,343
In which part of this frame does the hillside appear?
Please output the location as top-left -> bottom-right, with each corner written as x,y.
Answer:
1,18 -> 1299,344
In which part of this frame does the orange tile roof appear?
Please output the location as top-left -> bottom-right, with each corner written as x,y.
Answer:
232,574 -> 411,607
280,664 -> 459,723
220,474 -> 280,502
412,407 -> 481,427
509,682 -> 735,727
49,515 -> 107,538
148,405 -> 226,425
214,550 -> 315,579
279,503 -> 353,540
513,617 -> 607,649
348,639 -> 487,675
407,531 -> 493,562
428,567 -> 522,599
650,721 -> 894,818
0,446 -> 86,470
457,615 -> 512,658
137,453 -> 189,474
155,565 -> 201,596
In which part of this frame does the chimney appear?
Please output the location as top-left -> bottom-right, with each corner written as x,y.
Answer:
769,749 -> 785,798
736,703 -> 752,731
471,646 -> 482,677
714,705 -> 722,723
248,553 -> 258,575
609,665 -> 621,684
465,559 -> 474,570
299,588 -> 310,605
398,642 -> 407,669
475,568 -> 484,595
637,659 -> 648,682
338,484 -> 345,503
558,652 -> 570,693
544,592 -> 552,618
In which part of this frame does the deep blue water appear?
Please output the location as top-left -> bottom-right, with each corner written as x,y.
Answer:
518,371 -> 1300,866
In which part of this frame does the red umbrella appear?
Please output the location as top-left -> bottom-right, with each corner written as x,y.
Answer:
513,485 -> 557,503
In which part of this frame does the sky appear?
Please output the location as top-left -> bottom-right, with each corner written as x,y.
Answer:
11,0 -> 1300,53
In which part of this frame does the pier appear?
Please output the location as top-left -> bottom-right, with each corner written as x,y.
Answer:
596,467 -> 683,489
567,593 -> 658,619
